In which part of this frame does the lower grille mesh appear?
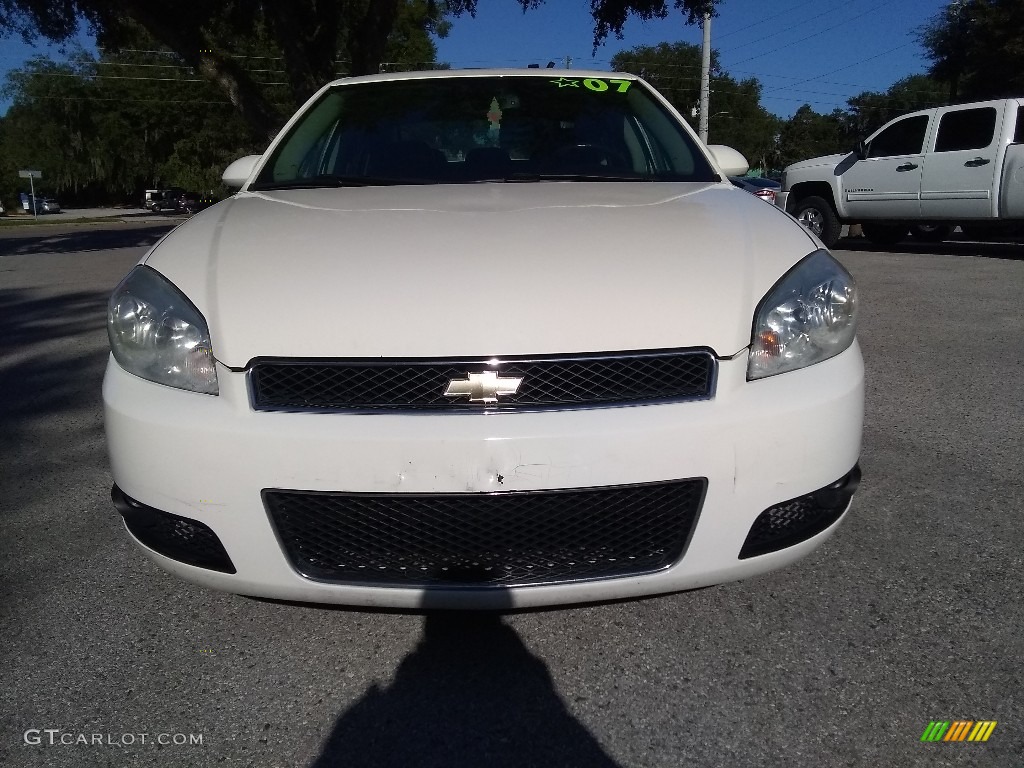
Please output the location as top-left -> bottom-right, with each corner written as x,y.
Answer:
265,480 -> 706,587
739,466 -> 861,559
113,487 -> 236,574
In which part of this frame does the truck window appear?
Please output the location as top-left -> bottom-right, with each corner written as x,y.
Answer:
866,115 -> 929,158
934,107 -> 997,152
1015,106 -> 1024,144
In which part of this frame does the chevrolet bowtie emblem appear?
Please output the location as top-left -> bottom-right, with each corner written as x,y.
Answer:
444,371 -> 523,403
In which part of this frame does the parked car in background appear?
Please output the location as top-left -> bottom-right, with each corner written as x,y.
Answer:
144,187 -> 186,211
22,195 -> 60,214
729,176 -> 780,204
778,98 -> 1024,247
105,68 -> 863,609
151,190 -> 198,215
142,189 -> 164,210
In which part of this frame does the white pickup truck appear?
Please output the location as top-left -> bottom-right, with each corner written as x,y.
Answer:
776,98 -> 1024,247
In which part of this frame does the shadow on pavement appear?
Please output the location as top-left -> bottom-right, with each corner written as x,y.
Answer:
0,288 -> 108,355
310,592 -> 623,768
0,222 -> 175,257
0,288 -> 112,507
838,236 -> 1024,261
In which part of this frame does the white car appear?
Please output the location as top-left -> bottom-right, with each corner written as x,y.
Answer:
104,69 -> 863,609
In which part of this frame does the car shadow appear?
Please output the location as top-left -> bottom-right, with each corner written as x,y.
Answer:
837,235 -> 1024,261
0,223 -> 175,257
0,288 -> 112,510
308,590 -> 624,768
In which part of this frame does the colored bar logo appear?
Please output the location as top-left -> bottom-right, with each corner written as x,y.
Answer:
921,721 -> 997,742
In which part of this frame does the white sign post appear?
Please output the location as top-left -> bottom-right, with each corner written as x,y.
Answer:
18,170 -> 42,219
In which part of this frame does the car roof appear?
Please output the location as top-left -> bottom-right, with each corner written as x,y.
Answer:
322,68 -> 642,89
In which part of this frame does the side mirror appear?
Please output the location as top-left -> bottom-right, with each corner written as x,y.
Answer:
854,140 -> 867,160
707,145 -> 749,177
222,155 -> 262,189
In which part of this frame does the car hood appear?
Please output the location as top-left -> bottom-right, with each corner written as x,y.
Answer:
144,183 -> 817,367
784,153 -> 852,173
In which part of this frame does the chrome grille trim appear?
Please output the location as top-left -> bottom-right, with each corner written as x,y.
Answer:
247,348 -> 717,413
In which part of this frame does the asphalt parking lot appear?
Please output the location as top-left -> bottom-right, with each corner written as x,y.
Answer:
1,222 -> 1021,767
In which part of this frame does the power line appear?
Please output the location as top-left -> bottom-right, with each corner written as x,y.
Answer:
713,0 -> 823,42
718,0 -> 872,55
15,71 -> 290,86
778,43 -> 916,90
14,94 -> 234,105
96,46 -> 287,62
724,0 -> 894,68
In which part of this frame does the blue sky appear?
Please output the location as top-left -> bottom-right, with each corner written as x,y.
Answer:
434,0 -> 950,117
0,0 -> 949,118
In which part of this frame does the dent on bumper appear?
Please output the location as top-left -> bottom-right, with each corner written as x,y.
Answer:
103,343 -> 864,608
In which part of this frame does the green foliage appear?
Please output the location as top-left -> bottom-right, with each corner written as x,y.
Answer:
776,105 -> 848,170
384,0 -> 450,66
1,0 -> 453,138
444,1 -> 719,50
918,0 -> 1024,101
0,2 -> 446,208
0,48 -> 265,207
611,42 -> 780,172
842,75 -> 948,139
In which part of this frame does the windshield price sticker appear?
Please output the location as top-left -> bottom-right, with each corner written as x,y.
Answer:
549,77 -> 632,93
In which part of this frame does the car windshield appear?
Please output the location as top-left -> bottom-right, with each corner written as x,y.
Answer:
251,74 -> 719,189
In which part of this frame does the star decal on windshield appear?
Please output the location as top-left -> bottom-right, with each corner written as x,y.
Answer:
550,77 -> 580,88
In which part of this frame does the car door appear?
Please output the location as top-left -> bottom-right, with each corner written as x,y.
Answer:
920,103 -> 1004,219
840,114 -> 930,219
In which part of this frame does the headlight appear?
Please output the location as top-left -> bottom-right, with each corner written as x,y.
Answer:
107,266 -> 218,394
748,249 -> 857,380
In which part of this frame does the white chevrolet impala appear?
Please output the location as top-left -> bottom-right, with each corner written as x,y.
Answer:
104,69 -> 863,609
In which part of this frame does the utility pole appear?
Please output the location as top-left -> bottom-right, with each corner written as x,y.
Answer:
564,55 -> 572,69
699,11 -> 711,143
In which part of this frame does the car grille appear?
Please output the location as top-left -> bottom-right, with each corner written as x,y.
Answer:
249,349 -> 715,411
739,466 -> 861,559
264,480 -> 706,587
112,486 -> 236,573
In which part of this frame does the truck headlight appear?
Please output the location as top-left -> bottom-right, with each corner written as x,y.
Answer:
107,266 -> 218,394
748,250 -> 857,380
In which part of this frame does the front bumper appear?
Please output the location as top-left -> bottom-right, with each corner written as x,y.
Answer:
103,344 -> 864,608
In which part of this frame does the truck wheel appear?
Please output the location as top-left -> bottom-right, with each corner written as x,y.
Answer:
909,224 -> 952,243
862,222 -> 908,247
793,196 -> 841,248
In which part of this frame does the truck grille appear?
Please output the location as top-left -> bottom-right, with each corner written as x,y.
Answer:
249,349 -> 715,411
264,480 -> 706,587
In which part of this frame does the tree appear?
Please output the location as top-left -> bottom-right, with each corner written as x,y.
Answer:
919,0 -> 1024,101
1,0 -> 721,137
444,0 -> 717,49
842,75 -> 948,139
611,42 -> 780,172
1,1 -> 451,138
776,105 -> 847,170
0,45 -> 266,206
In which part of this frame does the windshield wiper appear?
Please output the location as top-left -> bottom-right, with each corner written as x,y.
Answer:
249,174 -> 407,191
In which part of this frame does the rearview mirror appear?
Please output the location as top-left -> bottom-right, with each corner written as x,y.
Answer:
707,145 -> 749,177
222,155 -> 262,189
854,140 -> 867,160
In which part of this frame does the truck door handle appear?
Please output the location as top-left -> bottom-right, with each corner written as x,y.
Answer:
895,163 -> 918,171
964,157 -> 991,167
